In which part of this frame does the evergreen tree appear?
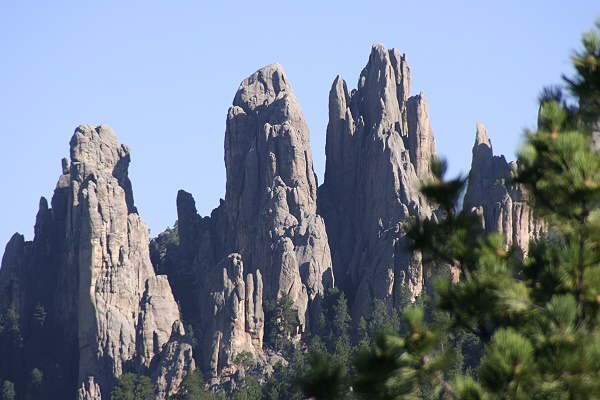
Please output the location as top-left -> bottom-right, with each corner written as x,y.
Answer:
402,20 -> 600,399
230,377 -> 261,400
170,369 -> 226,400
1,381 -> 15,400
0,308 -> 23,386
298,19 -> 600,400
110,373 -> 156,400
264,294 -> 299,352
330,291 -> 352,365
297,353 -> 349,400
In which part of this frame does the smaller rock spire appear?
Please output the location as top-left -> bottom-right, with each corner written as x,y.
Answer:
475,121 -> 491,147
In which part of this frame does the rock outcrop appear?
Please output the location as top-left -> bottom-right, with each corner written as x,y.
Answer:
202,254 -> 263,381
464,122 -> 544,257
0,125 -> 191,399
318,44 -> 436,318
153,64 -> 333,382
222,64 -> 334,323
151,321 -> 196,400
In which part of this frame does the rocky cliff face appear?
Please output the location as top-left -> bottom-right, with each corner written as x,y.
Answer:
151,320 -> 196,399
153,64 -> 333,383
0,45 -> 549,399
464,122 -> 544,257
222,64 -> 334,326
318,44 -> 436,318
0,125 -> 191,400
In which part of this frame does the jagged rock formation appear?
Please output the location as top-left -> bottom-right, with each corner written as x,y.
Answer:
464,122 -> 544,257
318,44 -> 436,318
151,321 -> 196,399
222,64 -> 334,323
153,64 -> 333,382
153,193 -> 266,384
204,254 -> 263,381
0,125 -> 191,400
2,46 -> 545,399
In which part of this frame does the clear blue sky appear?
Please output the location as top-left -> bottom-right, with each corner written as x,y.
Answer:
0,1 -> 598,250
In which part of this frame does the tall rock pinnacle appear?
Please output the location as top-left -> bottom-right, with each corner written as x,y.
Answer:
464,122 -> 543,256
319,44 -> 436,318
223,63 -> 333,315
154,64 -> 333,384
0,125 -> 190,400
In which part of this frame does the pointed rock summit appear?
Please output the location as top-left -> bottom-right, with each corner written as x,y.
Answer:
464,123 -> 543,256
153,63 -> 333,384
475,121 -> 491,146
319,44 -> 436,318
0,125 -> 189,399
224,63 -> 333,312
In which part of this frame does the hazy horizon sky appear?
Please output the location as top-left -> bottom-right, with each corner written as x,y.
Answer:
1,1 -> 598,251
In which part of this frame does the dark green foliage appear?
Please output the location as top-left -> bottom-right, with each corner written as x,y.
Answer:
1,381 -> 15,400
149,222 -> 180,276
297,353 -> 348,400
170,370 -> 225,400
230,377 -> 261,400
170,370 -> 204,400
353,307 -> 453,400
298,19 -> 600,400
0,308 -> 23,387
261,360 -> 303,400
233,352 -> 255,370
368,299 -> 402,337
0,308 -> 23,351
110,373 -> 156,400
264,294 -> 299,352
564,19 -> 600,127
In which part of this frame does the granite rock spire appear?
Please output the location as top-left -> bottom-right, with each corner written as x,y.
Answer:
464,122 -> 544,257
153,64 -> 333,384
318,44 -> 436,318
0,125 -> 190,400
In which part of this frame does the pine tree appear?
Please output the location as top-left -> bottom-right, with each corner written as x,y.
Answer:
170,370 -> 223,400
405,19 -> 600,399
298,19 -> 600,400
231,377 -> 261,400
110,373 -> 155,400
264,294 -> 299,352
330,291 -> 352,365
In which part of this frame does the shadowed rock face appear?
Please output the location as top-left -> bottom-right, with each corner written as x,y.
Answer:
155,64 -> 333,382
464,122 -> 544,257
0,125 -> 189,400
318,44 -> 436,319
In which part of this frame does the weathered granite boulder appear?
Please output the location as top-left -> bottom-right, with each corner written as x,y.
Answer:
318,44 -> 436,319
464,122 -> 544,257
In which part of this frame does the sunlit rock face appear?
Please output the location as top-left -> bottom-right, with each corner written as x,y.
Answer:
464,122 -> 544,258
0,125 -> 190,400
155,64 -> 334,383
318,44 -> 437,319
